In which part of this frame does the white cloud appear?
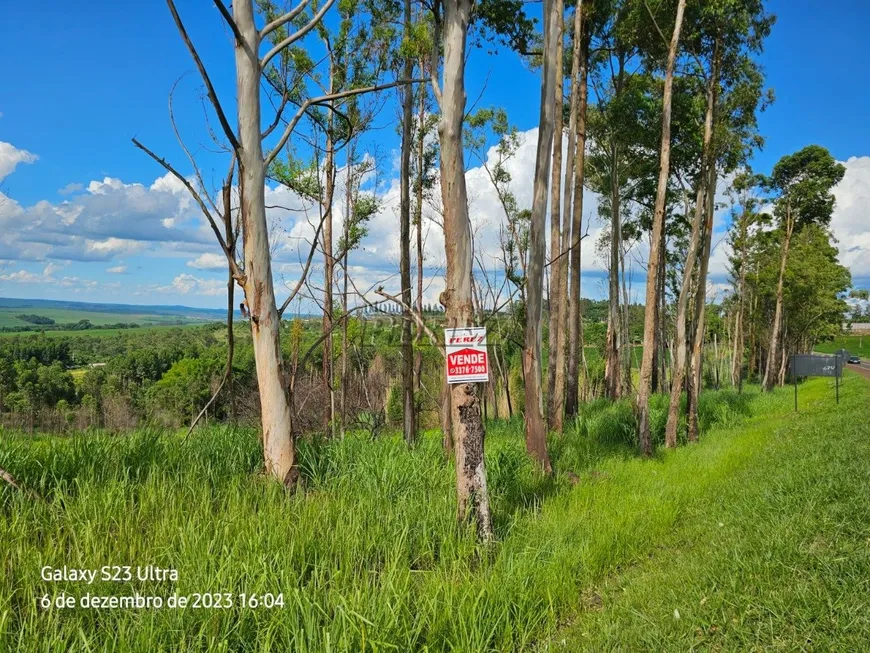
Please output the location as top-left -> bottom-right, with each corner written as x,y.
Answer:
830,156 -> 870,279
187,252 -> 226,270
0,141 -> 38,182
0,269 -> 46,284
107,265 -> 128,274
154,273 -> 225,297
58,183 -> 83,195
87,237 -> 146,256
0,263 -> 99,294
2,128 -> 867,307
0,172 -> 209,265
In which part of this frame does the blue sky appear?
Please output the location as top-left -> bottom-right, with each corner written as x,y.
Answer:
1,0 -> 869,308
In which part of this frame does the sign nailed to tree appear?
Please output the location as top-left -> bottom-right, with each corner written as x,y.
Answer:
445,327 -> 488,384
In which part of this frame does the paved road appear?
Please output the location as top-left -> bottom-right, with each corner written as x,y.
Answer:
845,360 -> 870,381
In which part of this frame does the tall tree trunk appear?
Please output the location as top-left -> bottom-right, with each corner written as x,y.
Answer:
322,137 -> 336,437
657,234 -> 668,393
546,10 -> 565,428
763,204 -> 793,391
731,216 -> 748,392
565,17 -> 589,418
604,140 -> 622,400
225,266 -> 236,422
777,324 -> 788,386
233,0 -> 296,485
414,87 -> 426,407
340,143 -> 355,438
524,0 -> 560,473
663,58 -> 716,448
636,0 -> 685,455
552,0 -> 584,432
619,226 -> 632,396
222,178 -> 237,423
687,158 -> 717,442
400,0 -> 417,444
440,0 -> 492,539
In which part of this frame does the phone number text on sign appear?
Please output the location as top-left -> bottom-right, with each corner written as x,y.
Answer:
444,327 -> 488,384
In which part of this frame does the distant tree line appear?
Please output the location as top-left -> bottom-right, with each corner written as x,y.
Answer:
0,319 -> 146,334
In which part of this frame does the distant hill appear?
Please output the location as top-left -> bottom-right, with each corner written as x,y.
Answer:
0,297 -> 229,319
0,297 -> 233,332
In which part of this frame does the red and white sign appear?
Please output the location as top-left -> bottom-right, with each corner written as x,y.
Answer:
445,327 -> 488,384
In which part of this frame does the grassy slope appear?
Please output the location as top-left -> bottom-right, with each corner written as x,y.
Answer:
554,372 -> 870,651
1,377 -> 868,651
0,308 -> 183,328
816,334 -> 870,359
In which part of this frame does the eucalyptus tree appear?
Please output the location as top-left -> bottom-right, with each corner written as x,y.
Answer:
523,0 -> 562,473
636,0 -> 686,456
585,0 -> 660,401
427,0 -> 534,539
411,83 -> 439,429
664,0 -> 773,445
746,223 -> 850,370
549,0 -> 590,432
725,170 -> 765,391
564,0 -> 593,420
761,146 -> 845,390
396,0 -> 431,444
136,0 -> 418,484
545,3 -> 565,429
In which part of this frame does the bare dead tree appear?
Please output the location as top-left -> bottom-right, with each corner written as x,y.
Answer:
136,0 -> 422,486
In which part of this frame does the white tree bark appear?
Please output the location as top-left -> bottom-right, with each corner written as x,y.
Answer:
234,0 -> 296,484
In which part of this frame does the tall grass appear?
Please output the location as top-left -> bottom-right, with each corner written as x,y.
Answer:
0,382 -> 837,651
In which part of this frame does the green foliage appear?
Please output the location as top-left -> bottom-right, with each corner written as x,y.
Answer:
765,144 -> 846,230
386,382 -> 403,426
146,356 -> 224,422
15,314 -> 55,325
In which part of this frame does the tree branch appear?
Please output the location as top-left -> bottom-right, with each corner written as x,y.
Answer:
262,89 -> 291,140
264,79 -> 427,167
132,138 -> 245,284
169,75 -> 223,219
375,287 -> 444,357
428,0 -> 443,110
260,0 -> 311,39
277,212 -> 328,317
182,369 -> 229,442
213,0 -> 245,46
292,302 -> 384,391
166,0 -> 240,153
260,0 -> 338,71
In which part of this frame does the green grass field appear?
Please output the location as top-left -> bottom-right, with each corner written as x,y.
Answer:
816,333 -> 870,359
0,308 -> 187,329
2,376 -> 868,651
0,323 -> 206,339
